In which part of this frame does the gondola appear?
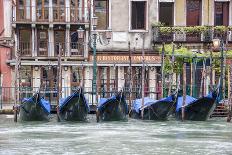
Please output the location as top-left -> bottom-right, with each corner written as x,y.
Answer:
96,91 -> 128,122
130,95 -> 175,121
175,91 -> 218,121
19,93 -> 50,121
58,88 -> 89,121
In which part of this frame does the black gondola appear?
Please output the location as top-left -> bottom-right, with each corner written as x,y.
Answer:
58,89 -> 89,121
96,91 -> 128,122
175,91 -> 218,121
19,93 -> 50,121
130,95 -> 175,121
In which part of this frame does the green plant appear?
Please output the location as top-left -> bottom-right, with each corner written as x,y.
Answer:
183,26 -> 207,34
172,27 -> 183,33
159,27 -> 172,34
228,26 -> 232,31
214,26 -> 227,33
151,21 -> 165,27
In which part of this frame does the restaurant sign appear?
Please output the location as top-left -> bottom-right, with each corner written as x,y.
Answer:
90,55 -> 161,63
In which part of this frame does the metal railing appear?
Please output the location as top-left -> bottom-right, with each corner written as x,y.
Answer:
13,6 -> 89,23
0,86 -> 161,108
153,26 -> 232,43
19,42 -> 32,56
17,41 -> 85,57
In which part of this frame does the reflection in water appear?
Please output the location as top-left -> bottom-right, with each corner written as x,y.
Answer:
0,115 -> 232,155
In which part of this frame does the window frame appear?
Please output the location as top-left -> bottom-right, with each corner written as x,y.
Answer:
17,0 -> 32,21
37,30 -> 48,56
36,0 -> 49,21
93,0 -> 111,30
53,0 -> 66,22
214,1 -> 229,26
186,0 -> 202,26
129,0 -> 148,32
158,2 -> 174,26
19,29 -> 32,56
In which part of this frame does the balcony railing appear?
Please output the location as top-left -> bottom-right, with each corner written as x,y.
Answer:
18,41 -> 85,58
19,42 -> 32,56
13,6 -> 89,23
153,26 -> 232,43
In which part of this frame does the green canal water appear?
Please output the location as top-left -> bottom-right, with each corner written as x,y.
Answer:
0,115 -> 232,155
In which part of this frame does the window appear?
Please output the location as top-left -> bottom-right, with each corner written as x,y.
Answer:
186,0 -> 201,26
36,0 -> 49,21
215,2 -> 229,26
20,66 -> 32,87
159,2 -> 174,26
71,66 -> 83,91
54,31 -> 65,56
53,0 -> 65,21
71,66 -> 83,83
94,0 -> 109,30
70,0 -> 81,22
131,1 -> 146,30
70,31 -> 84,56
19,29 -> 31,56
17,0 -> 31,20
37,30 -> 48,56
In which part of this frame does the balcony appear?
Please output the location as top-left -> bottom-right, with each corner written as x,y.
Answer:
153,26 -> 232,43
13,6 -> 89,24
17,41 -> 85,58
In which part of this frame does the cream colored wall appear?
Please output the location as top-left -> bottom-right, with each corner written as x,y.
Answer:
174,0 -> 186,26
202,0 -> 214,26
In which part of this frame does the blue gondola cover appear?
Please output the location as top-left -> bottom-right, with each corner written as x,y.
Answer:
22,96 -> 50,114
59,91 -> 89,112
176,93 -> 216,112
133,96 -> 173,113
98,95 -> 128,113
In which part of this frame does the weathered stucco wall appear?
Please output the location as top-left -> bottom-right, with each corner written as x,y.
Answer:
96,0 -> 158,52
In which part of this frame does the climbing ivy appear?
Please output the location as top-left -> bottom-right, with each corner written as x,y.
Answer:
158,44 -> 232,75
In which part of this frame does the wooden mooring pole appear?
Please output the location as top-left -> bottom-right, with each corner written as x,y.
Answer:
227,64 -> 232,122
168,44 -> 175,96
57,43 -> 62,122
182,63 -> 186,121
141,33 -> 145,119
128,41 -> 132,112
14,49 -> 20,122
161,43 -> 165,98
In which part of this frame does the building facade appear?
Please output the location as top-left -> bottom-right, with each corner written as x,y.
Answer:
2,0 -> 232,104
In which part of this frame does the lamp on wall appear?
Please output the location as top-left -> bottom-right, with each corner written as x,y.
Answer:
106,27 -> 112,40
212,39 -> 220,50
91,15 -> 98,30
34,66 -> 39,71
64,66 -> 68,71
77,27 -> 84,39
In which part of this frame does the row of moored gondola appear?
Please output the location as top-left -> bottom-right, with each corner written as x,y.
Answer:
18,88 -> 219,122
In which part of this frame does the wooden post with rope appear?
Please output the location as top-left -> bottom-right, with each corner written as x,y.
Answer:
57,43 -> 62,122
182,63 -> 186,121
